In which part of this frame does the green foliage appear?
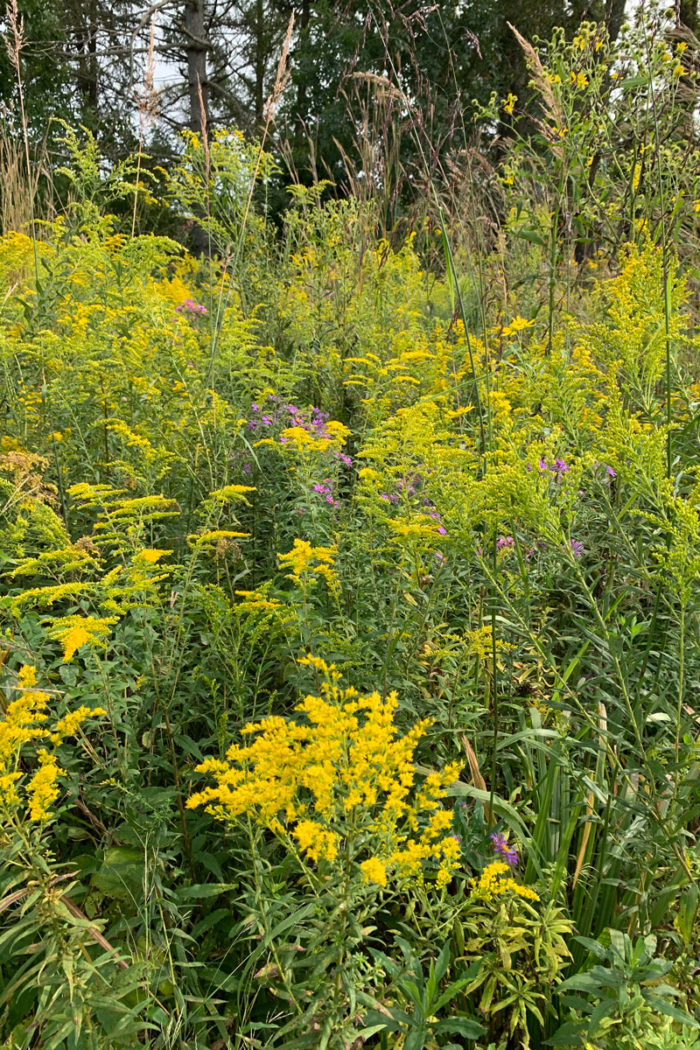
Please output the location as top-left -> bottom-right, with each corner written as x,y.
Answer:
1,10 -> 700,1045
552,932 -> 699,1048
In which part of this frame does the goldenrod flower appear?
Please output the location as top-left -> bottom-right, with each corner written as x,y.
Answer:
361,857 -> 388,887
189,658 -> 463,890
471,860 -> 540,902
27,751 -> 64,822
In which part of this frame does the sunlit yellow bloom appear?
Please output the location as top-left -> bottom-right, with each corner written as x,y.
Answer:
361,857 -> 388,887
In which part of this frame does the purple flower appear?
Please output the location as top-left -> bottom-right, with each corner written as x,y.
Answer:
243,463 -> 251,474
261,415 -> 273,426
178,298 -> 207,316
251,403 -> 259,412
436,526 -> 447,536
552,458 -> 570,475
605,464 -> 617,478
570,539 -> 584,559
538,457 -> 548,472
312,483 -> 327,493
496,535 -> 515,550
337,453 -> 353,467
490,832 -> 518,867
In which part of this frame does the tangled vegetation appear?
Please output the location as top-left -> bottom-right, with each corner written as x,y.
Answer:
1,11 -> 699,1050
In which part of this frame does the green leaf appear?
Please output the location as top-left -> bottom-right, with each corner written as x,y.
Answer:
174,883 -> 237,901
404,1026 -> 429,1050
677,884 -> 699,945
91,847 -> 144,903
644,995 -> 699,1028
434,1017 -> 486,1039
513,228 -> 547,246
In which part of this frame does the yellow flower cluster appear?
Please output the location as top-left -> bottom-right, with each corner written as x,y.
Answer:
278,539 -> 340,596
471,860 -> 540,903
188,656 -> 463,889
0,665 -> 105,823
47,614 -> 121,662
279,419 -> 350,451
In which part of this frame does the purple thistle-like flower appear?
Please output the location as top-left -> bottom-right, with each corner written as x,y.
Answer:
570,539 -> 584,559
243,463 -> 251,474
538,457 -> 548,471
606,464 -> 617,478
552,458 -> 570,475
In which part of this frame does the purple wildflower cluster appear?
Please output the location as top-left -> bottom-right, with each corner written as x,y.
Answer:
527,455 -> 570,477
175,298 -> 208,316
379,472 -> 422,505
490,832 -> 518,867
312,479 -> 337,506
479,534 -> 583,562
379,473 -> 447,538
247,395 -> 346,450
245,395 -> 353,507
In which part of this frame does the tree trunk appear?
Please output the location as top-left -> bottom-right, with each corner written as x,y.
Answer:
255,0 -> 264,127
73,0 -> 99,126
679,0 -> 698,34
185,0 -> 209,134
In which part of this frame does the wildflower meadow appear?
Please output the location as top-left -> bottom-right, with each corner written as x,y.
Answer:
0,5 -> 699,1049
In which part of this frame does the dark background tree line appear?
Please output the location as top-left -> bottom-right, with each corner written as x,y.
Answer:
1,0 -> 698,220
